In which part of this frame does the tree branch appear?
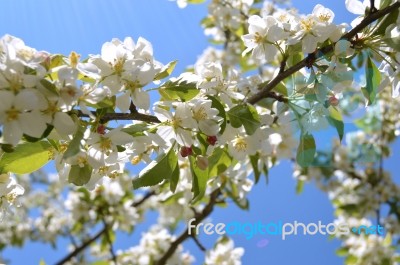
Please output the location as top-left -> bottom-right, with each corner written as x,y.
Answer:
75,110 -> 161,124
155,189 -> 221,265
191,235 -> 207,252
102,219 -> 117,264
54,227 -> 106,265
247,2 -> 400,105
54,191 -> 155,265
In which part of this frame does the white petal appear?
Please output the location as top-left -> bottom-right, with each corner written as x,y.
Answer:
0,91 -> 14,111
77,63 -> 100,80
345,0 -> 366,15
3,121 -> 23,145
18,112 -> 47,138
15,89 -> 41,110
54,112 -> 76,135
116,92 -> 131,113
302,35 -> 318,54
109,131 -> 133,145
132,89 -> 150,110
101,42 -> 118,63
199,120 -> 219,136
176,129 -> 193,146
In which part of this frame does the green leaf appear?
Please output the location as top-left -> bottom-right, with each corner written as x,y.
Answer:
169,161 -> 180,193
336,247 -> 348,257
154,60 -> 177,81
68,164 -> 92,186
158,78 -> 199,102
327,106 -> 344,141
188,0 -> 206,3
374,8 -> 399,36
86,96 -> 115,109
190,156 -> 209,203
363,57 -> 381,106
1,144 -> 14,153
249,154 -> 261,184
208,147 -> 232,177
207,95 -> 227,134
63,125 -> 85,159
225,188 -> 249,210
296,133 -> 316,167
122,123 -> 148,137
296,180 -> 305,194
90,262 -> 109,265
0,141 -> 52,174
132,146 -> 178,189
384,35 -> 400,52
39,259 -> 47,265
40,79 -> 59,96
315,82 -> 328,103
275,82 -> 288,97
227,104 -> 261,135
345,255 -> 358,265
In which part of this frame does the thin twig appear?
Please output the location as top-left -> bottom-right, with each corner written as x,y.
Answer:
370,0 -> 378,14
74,109 -> 161,124
191,235 -> 207,252
247,2 -> 400,105
54,227 -> 107,265
155,189 -> 220,265
54,191 -> 155,265
102,219 -> 117,264
279,57 -> 287,74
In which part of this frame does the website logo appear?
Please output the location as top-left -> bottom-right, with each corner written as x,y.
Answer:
188,219 -> 384,240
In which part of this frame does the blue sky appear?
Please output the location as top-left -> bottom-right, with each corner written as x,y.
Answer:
0,0 -> 395,264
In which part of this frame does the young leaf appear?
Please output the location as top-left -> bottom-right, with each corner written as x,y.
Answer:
158,79 -> 199,102
363,57 -> 381,106
227,104 -> 261,135
207,95 -> 227,134
296,133 -> 316,167
122,123 -> 148,137
132,146 -> 178,189
154,60 -> 177,81
249,154 -> 261,184
327,106 -> 344,141
169,161 -> 180,193
63,125 -> 85,159
189,156 -> 209,203
0,141 -> 53,174
208,147 -> 232,177
68,164 -> 92,186
296,180 -> 305,194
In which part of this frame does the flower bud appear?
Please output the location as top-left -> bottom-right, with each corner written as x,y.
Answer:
180,146 -> 193,157
207,135 -> 218,146
328,96 -> 339,106
97,124 -> 106,135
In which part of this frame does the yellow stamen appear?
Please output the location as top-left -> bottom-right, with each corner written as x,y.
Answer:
69,51 -> 80,68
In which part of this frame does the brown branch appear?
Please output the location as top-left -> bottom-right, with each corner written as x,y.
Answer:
247,1 -> 400,105
74,109 -> 161,124
191,235 -> 207,252
54,227 -> 106,265
131,190 -> 156,207
370,0 -> 378,14
266,91 -> 288,103
155,189 -> 221,265
279,57 -> 287,74
54,191 -> 155,265
102,219 -> 117,264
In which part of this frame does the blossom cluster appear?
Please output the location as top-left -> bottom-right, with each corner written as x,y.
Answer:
0,0 -> 399,264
